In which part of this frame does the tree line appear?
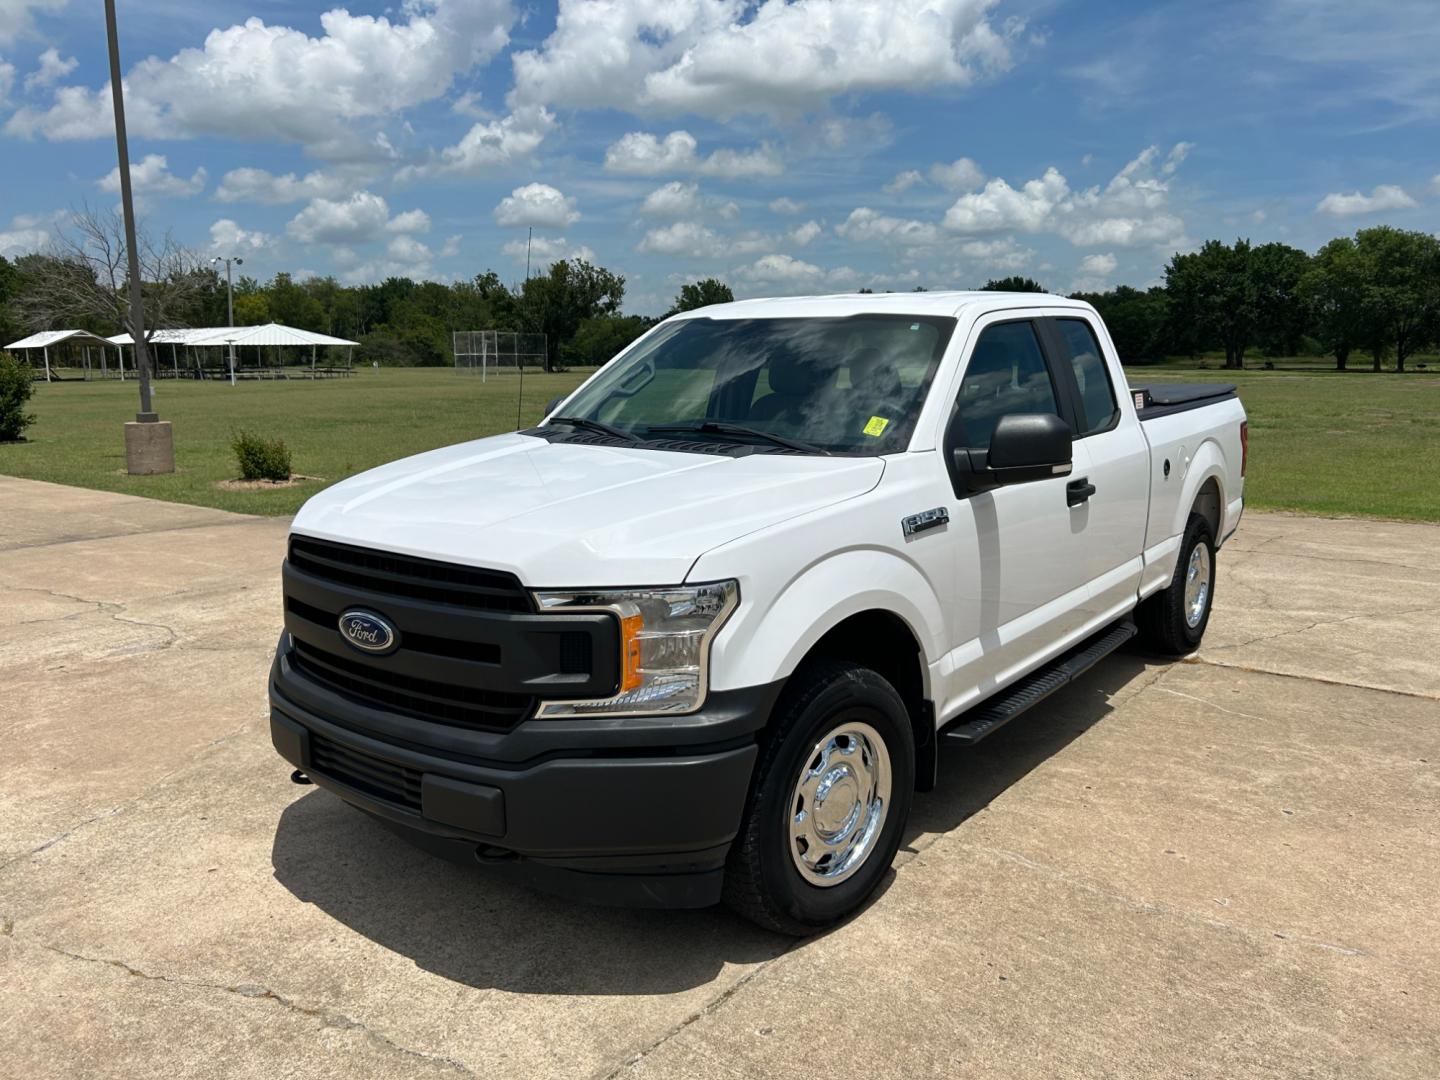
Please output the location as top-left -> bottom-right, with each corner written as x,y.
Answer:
2,215 -> 1436,372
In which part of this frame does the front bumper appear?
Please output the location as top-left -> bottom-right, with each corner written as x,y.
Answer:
269,638 -> 779,907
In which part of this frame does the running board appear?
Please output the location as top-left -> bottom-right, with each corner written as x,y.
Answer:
943,621 -> 1137,745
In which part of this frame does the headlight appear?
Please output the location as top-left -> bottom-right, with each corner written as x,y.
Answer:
531,580 -> 738,717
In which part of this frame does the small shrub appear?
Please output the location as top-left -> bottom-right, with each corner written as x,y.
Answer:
0,351 -> 37,442
231,430 -> 292,481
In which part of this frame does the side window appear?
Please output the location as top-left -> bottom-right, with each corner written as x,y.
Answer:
954,321 -> 1062,448
1055,318 -> 1118,436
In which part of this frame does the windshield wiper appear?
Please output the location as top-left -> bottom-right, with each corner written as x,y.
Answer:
548,415 -> 645,444
646,421 -> 830,456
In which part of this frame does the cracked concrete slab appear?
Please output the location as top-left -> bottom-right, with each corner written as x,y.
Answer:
0,475 -> 246,552
1200,512 -> 1440,698
1,478 -> 1437,1079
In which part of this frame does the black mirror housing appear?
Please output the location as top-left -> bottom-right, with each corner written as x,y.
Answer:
946,412 -> 1072,495
544,394 -> 565,417
987,413 -> 1073,481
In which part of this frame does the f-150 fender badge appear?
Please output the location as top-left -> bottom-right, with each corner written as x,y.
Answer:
902,507 -> 949,538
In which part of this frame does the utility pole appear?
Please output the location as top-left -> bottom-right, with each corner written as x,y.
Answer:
212,255 -> 242,385
105,0 -> 173,473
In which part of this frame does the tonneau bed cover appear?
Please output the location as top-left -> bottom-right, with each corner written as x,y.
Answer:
1129,382 -> 1237,420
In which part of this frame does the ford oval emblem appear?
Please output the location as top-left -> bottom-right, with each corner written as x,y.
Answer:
338,610 -> 398,655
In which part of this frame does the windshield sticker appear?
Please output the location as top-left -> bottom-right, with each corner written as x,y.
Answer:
862,416 -> 891,437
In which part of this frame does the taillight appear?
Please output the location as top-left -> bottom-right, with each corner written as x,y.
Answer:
1240,421 -> 1248,477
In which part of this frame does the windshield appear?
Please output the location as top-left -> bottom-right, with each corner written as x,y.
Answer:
550,314 -> 956,456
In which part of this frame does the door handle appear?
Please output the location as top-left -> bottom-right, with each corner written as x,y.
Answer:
1066,477 -> 1096,506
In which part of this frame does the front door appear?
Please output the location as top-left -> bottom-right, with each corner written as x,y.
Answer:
940,315 -> 1096,717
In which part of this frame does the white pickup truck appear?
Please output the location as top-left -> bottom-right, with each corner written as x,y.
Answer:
270,291 -> 1246,934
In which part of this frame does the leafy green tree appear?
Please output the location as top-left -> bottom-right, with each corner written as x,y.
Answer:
980,276 -> 1046,293
0,351 -> 37,441
1299,237 -> 1370,370
1251,242 -> 1311,357
1353,226 -> 1440,372
516,260 -> 626,370
233,291 -> 270,325
1165,239 -> 1257,369
1071,285 -> 1170,362
0,256 -> 25,346
266,273 -> 326,331
667,278 -> 734,315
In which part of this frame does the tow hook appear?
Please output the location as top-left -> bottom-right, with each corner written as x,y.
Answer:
475,845 -> 518,865
290,769 -> 313,785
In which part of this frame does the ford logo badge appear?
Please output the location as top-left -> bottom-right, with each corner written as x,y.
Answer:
338,610 -> 398,655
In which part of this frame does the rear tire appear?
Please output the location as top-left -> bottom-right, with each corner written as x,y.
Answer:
1138,512 -> 1216,655
723,658 -> 915,936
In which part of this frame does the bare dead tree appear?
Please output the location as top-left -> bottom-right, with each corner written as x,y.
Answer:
15,204 -> 201,342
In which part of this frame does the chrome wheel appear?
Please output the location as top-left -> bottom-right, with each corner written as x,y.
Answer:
1184,542 -> 1212,629
788,720 -> 892,887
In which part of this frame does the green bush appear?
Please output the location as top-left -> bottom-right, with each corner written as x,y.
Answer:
231,430 -> 292,481
0,351 -> 36,442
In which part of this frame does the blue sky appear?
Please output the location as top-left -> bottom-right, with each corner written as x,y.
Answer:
1,0 -> 1437,315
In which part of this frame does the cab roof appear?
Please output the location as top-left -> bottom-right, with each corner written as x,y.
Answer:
672,290 -> 1093,321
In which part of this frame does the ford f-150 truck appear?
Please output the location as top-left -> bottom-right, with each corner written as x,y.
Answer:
270,291 -> 1246,934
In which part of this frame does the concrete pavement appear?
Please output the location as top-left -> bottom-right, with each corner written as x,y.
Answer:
1,476 -> 1436,1079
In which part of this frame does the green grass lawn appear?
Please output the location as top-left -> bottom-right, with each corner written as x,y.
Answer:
0,368 -> 591,516
3,363 -> 1438,522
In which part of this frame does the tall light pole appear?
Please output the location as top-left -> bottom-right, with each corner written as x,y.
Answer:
212,255 -> 242,384
105,0 -> 172,473
211,255 -> 242,327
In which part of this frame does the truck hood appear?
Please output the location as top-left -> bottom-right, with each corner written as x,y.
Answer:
291,433 -> 884,587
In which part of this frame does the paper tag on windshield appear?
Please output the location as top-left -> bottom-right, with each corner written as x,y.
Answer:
863,416 -> 890,437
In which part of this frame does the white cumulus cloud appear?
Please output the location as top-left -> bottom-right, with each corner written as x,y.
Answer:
98,154 -> 206,200
216,166 -> 368,204
24,46 -> 75,91
603,129 -> 782,177
209,218 -> 270,253
0,0 -> 66,47
511,0 -> 1015,118
929,157 -> 986,190
837,207 -> 941,247
884,169 -> 925,195
503,235 -> 596,266
638,220 -> 724,258
943,143 -> 1190,248
287,191 -> 425,245
1315,184 -> 1418,216
769,196 -> 804,215
400,106 -> 554,179
494,182 -> 580,228
5,1 -> 516,152
641,181 -> 701,218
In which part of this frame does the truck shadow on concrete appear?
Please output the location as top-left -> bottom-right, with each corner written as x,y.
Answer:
269,650 -> 1153,996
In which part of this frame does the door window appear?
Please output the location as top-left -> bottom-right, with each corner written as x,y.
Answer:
954,321 -> 1063,448
1055,318 -> 1118,436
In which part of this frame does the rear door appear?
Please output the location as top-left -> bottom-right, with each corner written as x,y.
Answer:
1040,315 -> 1150,624
940,313 -> 1096,712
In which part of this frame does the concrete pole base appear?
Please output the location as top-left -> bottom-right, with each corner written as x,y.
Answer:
124,420 -> 175,475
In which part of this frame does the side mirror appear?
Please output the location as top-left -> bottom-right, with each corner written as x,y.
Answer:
947,412 -> 1072,495
986,413 -> 1073,483
544,394 -> 565,417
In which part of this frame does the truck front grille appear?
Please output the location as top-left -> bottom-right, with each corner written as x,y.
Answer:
288,636 -> 534,731
287,535 -> 532,613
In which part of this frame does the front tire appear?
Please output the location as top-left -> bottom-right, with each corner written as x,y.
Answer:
1138,512 -> 1216,655
723,658 -> 915,936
